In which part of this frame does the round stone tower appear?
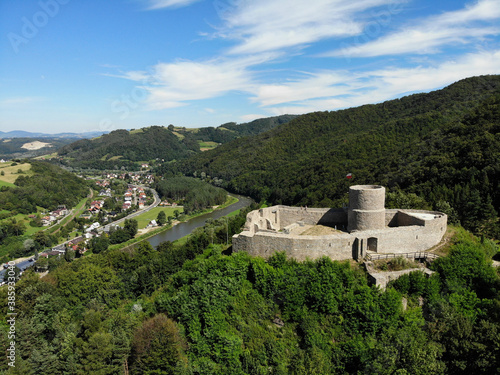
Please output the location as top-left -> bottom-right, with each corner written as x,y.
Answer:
347,185 -> 386,232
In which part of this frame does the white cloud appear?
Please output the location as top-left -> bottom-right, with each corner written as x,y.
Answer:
123,58 -> 260,110
215,0 -> 397,54
144,0 -> 200,10
118,48 -> 499,117
259,50 -> 500,114
358,49 -> 500,98
117,71 -> 151,81
329,0 -> 500,57
253,71 -> 352,106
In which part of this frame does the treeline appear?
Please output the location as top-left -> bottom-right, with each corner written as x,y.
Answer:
155,177 -> 227,214
153,232 -> 500,374
171,75 -> 500,238
109,219 -> 138,244
1,211 -> 499,373
0,161 -> 89,214
55,115 -> 296,171
57,126 -> 198,170
393,93 -> 500,237
175,115 -> 297,144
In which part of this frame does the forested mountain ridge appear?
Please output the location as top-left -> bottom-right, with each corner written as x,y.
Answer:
0,161 -> 90,259
174,114 -> 298,144
56,115 -> 296,170
170,75 -> 500,238
57,126 -> 197,170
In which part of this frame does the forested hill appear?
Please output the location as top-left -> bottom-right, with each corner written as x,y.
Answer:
174,114 -> 297,144
172,75 -> 500,238
57,126 -> 198,170
0,161 -> 89,213
56,115 -> 296,170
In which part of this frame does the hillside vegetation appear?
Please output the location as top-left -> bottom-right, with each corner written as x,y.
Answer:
57,126 -> 197,170
174,114 -> 297,144
0,137 -> 76,160
0,161 -> 89,259
155,177 -> 227,214
56,116 -> 296,170
170,75 -> 500,238
2,211 -> 499,374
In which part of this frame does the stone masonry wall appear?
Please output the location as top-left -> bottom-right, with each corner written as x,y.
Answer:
233,231 -> 353,261
276,207 -> 347,229
243,206 -> 348,233
233,186 -> 447,262
396,211 -> 426,227
233,210 -> 447,261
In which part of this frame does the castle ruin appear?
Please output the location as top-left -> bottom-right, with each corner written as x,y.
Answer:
232,185 -> 447,261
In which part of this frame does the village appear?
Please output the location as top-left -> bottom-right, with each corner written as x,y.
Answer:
0,165 -> 189,280
31,173 -> 163,266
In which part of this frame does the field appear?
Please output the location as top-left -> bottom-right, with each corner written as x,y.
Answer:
0,211 -> 44,236
129,128 -> 145,135
34,152 -> 58,160
131,206 -> 183,229
172,131 -> 185,140
0,162 -> 33,184
100,154 -> 123,161
198,141 -> 219,151
226,209 -> 241,217
0,180 -> 15,188
0,162 -> 40,235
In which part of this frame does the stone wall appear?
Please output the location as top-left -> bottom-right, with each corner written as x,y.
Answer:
243,206 -> 348,233
358,217 -> 447,254
385,210 -> 399,227
275,206 -> 346,228
364,261 -> 435,290
233,186 -> 448,262
233,231 -> 353,261
396,211 -> 426,227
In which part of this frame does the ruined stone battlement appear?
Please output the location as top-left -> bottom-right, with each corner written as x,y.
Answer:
233,185 -> 447,261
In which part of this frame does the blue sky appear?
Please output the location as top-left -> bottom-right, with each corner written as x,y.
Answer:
0,0 -> 499,134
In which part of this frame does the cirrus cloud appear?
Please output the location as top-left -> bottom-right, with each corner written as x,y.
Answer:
144,0 -> 201,10
328,0 -> 500,57
217,0 -> 400,54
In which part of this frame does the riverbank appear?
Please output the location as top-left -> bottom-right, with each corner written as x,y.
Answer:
109,194 -> 240,251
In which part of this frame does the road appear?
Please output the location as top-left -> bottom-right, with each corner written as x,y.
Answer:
100,185 -> 160,232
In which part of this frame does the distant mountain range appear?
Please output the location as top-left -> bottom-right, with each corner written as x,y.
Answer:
0,130 -> 108,139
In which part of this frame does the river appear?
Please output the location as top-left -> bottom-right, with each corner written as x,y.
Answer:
147,194 -> 253,248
